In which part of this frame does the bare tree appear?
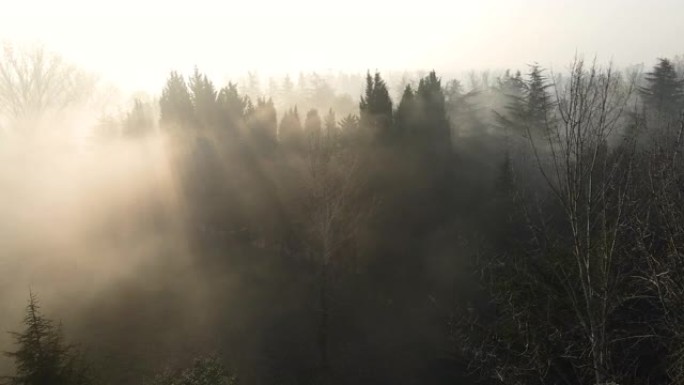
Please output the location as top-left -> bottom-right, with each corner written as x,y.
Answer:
631,113 -> 684,384
457,58 -> 638,385
297,126 -> 372,384
0,43 -> 95,128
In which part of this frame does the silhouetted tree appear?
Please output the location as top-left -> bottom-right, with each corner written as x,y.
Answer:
246,98 -> 277,153
359,72 -> 393,141
189,68 -> 219,130
640,58 -> 684,117
148,356 -> 237,385
160,71 -> 194,129
4,293 -> 92,385
122,98 -> 153,137
0,44 -> 95,126
217,83 -> 247,134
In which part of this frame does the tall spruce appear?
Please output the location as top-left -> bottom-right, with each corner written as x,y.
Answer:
160,71 -> 195,129
359,72 -> 393,141
640,58 -> 684,116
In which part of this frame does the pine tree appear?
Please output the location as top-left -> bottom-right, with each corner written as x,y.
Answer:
526,64 -> 551,132
246,98 -> 278,153
359,72 -> 393,141
160,71 -> 195,129
217,83 -> 247,134
323,108 -> 337,141
278,107 -> 304,151
640,58 -> 684,116
148,356 -> 237,385
189,68 -> 219,130
338,114 -> 359,133
406,71 -> 451,154
304,109 -> 323,151
4,293 -> 92,385
394,84 -> 418,136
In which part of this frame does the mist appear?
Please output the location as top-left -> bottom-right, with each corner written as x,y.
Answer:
2,3 -> 684,384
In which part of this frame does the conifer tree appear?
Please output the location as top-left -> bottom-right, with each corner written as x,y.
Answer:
359,72 -> 393,141
640,58 -> 684,116
189,68 -> 219,130
4,293 -> 92,385
160,71 -> 195,129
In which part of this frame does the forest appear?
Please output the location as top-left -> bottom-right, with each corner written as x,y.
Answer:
1,44 -> 684,385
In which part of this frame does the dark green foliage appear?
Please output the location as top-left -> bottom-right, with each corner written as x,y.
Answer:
359,72 -> 393,141
640,58 -> 684,116
394,85 -> 418,136
11,60 -> 684,385
147,356 -> 237,385
526,64 -> 551,128
495,64 -> 551,139
4,293 -> 92,385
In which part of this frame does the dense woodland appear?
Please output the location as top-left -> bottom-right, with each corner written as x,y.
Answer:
2,47 -> 684,385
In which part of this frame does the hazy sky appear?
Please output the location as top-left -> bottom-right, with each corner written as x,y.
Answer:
1,0 -> 683,92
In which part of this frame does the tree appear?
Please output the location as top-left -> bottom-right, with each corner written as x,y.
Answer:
415,71 -> 451,148
122,98 -> 154,137
457,59 -> 638,385
298,127 -> 369,384
394,85 -> 418,136
640,58 -> 684,117
526,64 -> 551,130
278,107 -> 304,151
189,68 -> 219,130
4,293 -> 92,385
160,71 -> 194,129
338,114 -> 359,133
359,72 -> 393,141
246,98 -> 277,153
216,83 -> 247,134
494,65 -> 552,140
148,356 -> 237,385
0,43 -> 95,129
304,109 -> 323,150
323,108 -> 337,141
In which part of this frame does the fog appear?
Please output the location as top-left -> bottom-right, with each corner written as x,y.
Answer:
1,4 -> 684,385
3,0 -> 683,93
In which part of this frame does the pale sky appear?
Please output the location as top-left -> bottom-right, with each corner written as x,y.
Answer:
1,0 -> 683,93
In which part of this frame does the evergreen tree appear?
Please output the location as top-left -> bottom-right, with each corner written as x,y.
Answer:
217,83 -> 247,134
526,64 -> 551,132
4,293 -> 92,385
394,84 -> 418,136
189,68 -> 219,130
122,98 -> 153,137
640,58 -> 684,116
495,65 -> 551,139
338,114 -> 359,132
359,72 -> 393,141
246,98 -> 277,153
160,71 -> 194,129
280,75 -> 294,100
148,356 -> 237,385
416,71 -> 450,140
323,108 -> 337,141
304,109 -> 323,151
278,107 -> 304,151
